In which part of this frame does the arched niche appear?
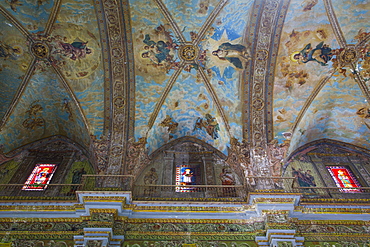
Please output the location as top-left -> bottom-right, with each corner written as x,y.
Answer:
283,139 -> 370,198
0,136 -> 94,197
134,137 -> 243,199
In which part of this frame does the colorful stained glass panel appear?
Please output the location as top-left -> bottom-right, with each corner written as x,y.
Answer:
326,166 -> 361,192
175,164 -> 196,192
22,164 -> 58,191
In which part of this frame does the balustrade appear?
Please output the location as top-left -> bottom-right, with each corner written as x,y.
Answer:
0,175 -> 368,201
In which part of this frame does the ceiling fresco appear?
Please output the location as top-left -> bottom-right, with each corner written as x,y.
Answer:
273,0 -> 370,155
0,13 -> 31,121
0,0 -> 105,153
0,0 -> 369,167
1,68 -> 90,151
131,0 -> 253,154
0,0 -> 54,34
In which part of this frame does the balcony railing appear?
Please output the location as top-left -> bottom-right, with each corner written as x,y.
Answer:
244,176 -> 370,199
0,183 -> 81,200
0,176 -> 368,201
80,174 -> 134,191
132,184 -> 247,201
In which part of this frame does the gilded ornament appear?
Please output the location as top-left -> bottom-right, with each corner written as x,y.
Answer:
31,42 -> 50,59
179,44 -> 198,61
252,98 -> 265,111
339,46 -> 358,65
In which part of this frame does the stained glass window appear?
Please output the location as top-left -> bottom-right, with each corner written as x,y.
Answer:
326,166 -> 362,192
22,164 -> 58,191
175,164 -> 197,192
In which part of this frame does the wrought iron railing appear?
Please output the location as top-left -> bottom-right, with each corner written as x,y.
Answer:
132,184 -> 246,201
292,186 -> 370,199
244,176 -> 370,199
0,175 -> 368,201
80,174 -> 134,191
244,176 -> 296,192
0,183 -> 81,200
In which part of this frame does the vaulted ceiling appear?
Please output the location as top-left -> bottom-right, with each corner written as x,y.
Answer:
0,0 -> 369,168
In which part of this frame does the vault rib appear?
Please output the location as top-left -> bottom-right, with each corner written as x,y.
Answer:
0,58 -> 36,131
198,67 -> 231,135
355,33 -> 370,49
51,65 -> 91,134
0,5 -> 33,41
323,0 -> 347,48
44,0 -> 62,36
291,70 -> 336,133
349,63 -> 370,104
324,0 -> 370,115
147,61 -> 186,130
193,0 -> 229,45
154,0 -> 186,44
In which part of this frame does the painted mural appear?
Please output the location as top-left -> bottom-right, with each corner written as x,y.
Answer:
52,0 -> 105,138
0,0 -> 105,154
140,26 -> 180,73
131,0 -> 252,154
0,0 -> 54,34
61,160 -> 94,194
147,72 -> 230,153
0,68 -> 90,152
0,14 -> 32,121
284,141 -> 370,195
289,76 -> 370,153
274,0 -> 370,155
0,160 -> 19,184
0,0 -> 368,172
284,157 -> 324,192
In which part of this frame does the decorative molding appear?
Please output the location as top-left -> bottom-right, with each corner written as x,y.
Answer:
255,229 -> 304,247
323,0 -> 347,48
193,0 -> 229,46
295,206 -> 370,214
100,0 -> 132,175
125,232 -> 257,241
153,0 -> 186,44
290,71 -> 336,135
44,0 -> 62,36
147,61 -> 185,130
286,139 -> 370,164
0,58 -> 36,132
0,5 -> 33,40
245,0 -> 290,145
253,198 -> 295,204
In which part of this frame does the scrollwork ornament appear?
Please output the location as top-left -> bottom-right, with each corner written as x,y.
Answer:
179,44 -> 198,61
91,135 -> 110,172
252,98 -> 264,111
265,0 -> 279,11
126,137 -> 151,176
103,0 -> 117,9
339,46 -> 358,66
113,96 -> 125,109
106,13 -> 118,24
111,145 -> 123,157
226,137 -> 251,178
112,47 -> 123,58
31,42 -> 50,59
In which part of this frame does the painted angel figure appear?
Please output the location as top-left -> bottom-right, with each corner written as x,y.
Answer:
141,34 -> 171,64
212,42 -> 251,69
292,41 -> 333,66
54,40 -> 92,60
0,41 -> 20,60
